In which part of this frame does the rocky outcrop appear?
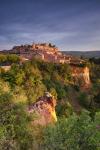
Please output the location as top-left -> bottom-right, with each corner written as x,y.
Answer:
71,66 -> 91,89
28,92 -> 57,125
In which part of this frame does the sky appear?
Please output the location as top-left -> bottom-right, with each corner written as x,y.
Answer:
0,0 -> 100,51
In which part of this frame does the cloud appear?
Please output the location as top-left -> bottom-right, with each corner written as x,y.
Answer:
0,0 -> 100,51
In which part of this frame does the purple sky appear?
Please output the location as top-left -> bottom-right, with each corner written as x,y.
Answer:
0,0 -> 100,51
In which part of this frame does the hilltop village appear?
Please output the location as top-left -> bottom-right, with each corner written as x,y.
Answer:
1,43 -> 85,65
0,43 -> 90,89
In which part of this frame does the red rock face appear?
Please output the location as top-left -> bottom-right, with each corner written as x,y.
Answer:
28,92 -> 57,125
71,66 -> 91,89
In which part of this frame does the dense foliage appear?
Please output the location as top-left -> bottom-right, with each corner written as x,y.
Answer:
0,57 -> 100,150
41,111 -> 100,150
0,54 -> 20,65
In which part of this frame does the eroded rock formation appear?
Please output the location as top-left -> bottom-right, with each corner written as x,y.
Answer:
71,66 -> 91,89
28,92 -> 57,125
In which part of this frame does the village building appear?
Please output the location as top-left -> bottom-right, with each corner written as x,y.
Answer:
0,43 -> 85,66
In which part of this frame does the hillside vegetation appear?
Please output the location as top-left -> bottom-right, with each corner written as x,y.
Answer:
0,55 -> 100,150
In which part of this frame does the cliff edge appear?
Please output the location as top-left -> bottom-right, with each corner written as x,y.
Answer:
28,92 -> 57,125
71,66 -> 91,89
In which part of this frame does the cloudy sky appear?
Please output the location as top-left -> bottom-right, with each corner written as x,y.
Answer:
0,0 -> 100,51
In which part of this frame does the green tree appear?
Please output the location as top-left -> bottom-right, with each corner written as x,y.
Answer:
0,81 -> 34,150
0,54 -> 7,64
41,111 -> 100,150
7,54 -> 20,63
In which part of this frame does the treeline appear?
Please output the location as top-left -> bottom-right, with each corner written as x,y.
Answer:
0,54 -> 20,65
89,57 -> 100,65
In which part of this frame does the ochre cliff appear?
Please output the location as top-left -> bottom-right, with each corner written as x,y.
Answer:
28,92 -> 57,125
71,66 -> 91,89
